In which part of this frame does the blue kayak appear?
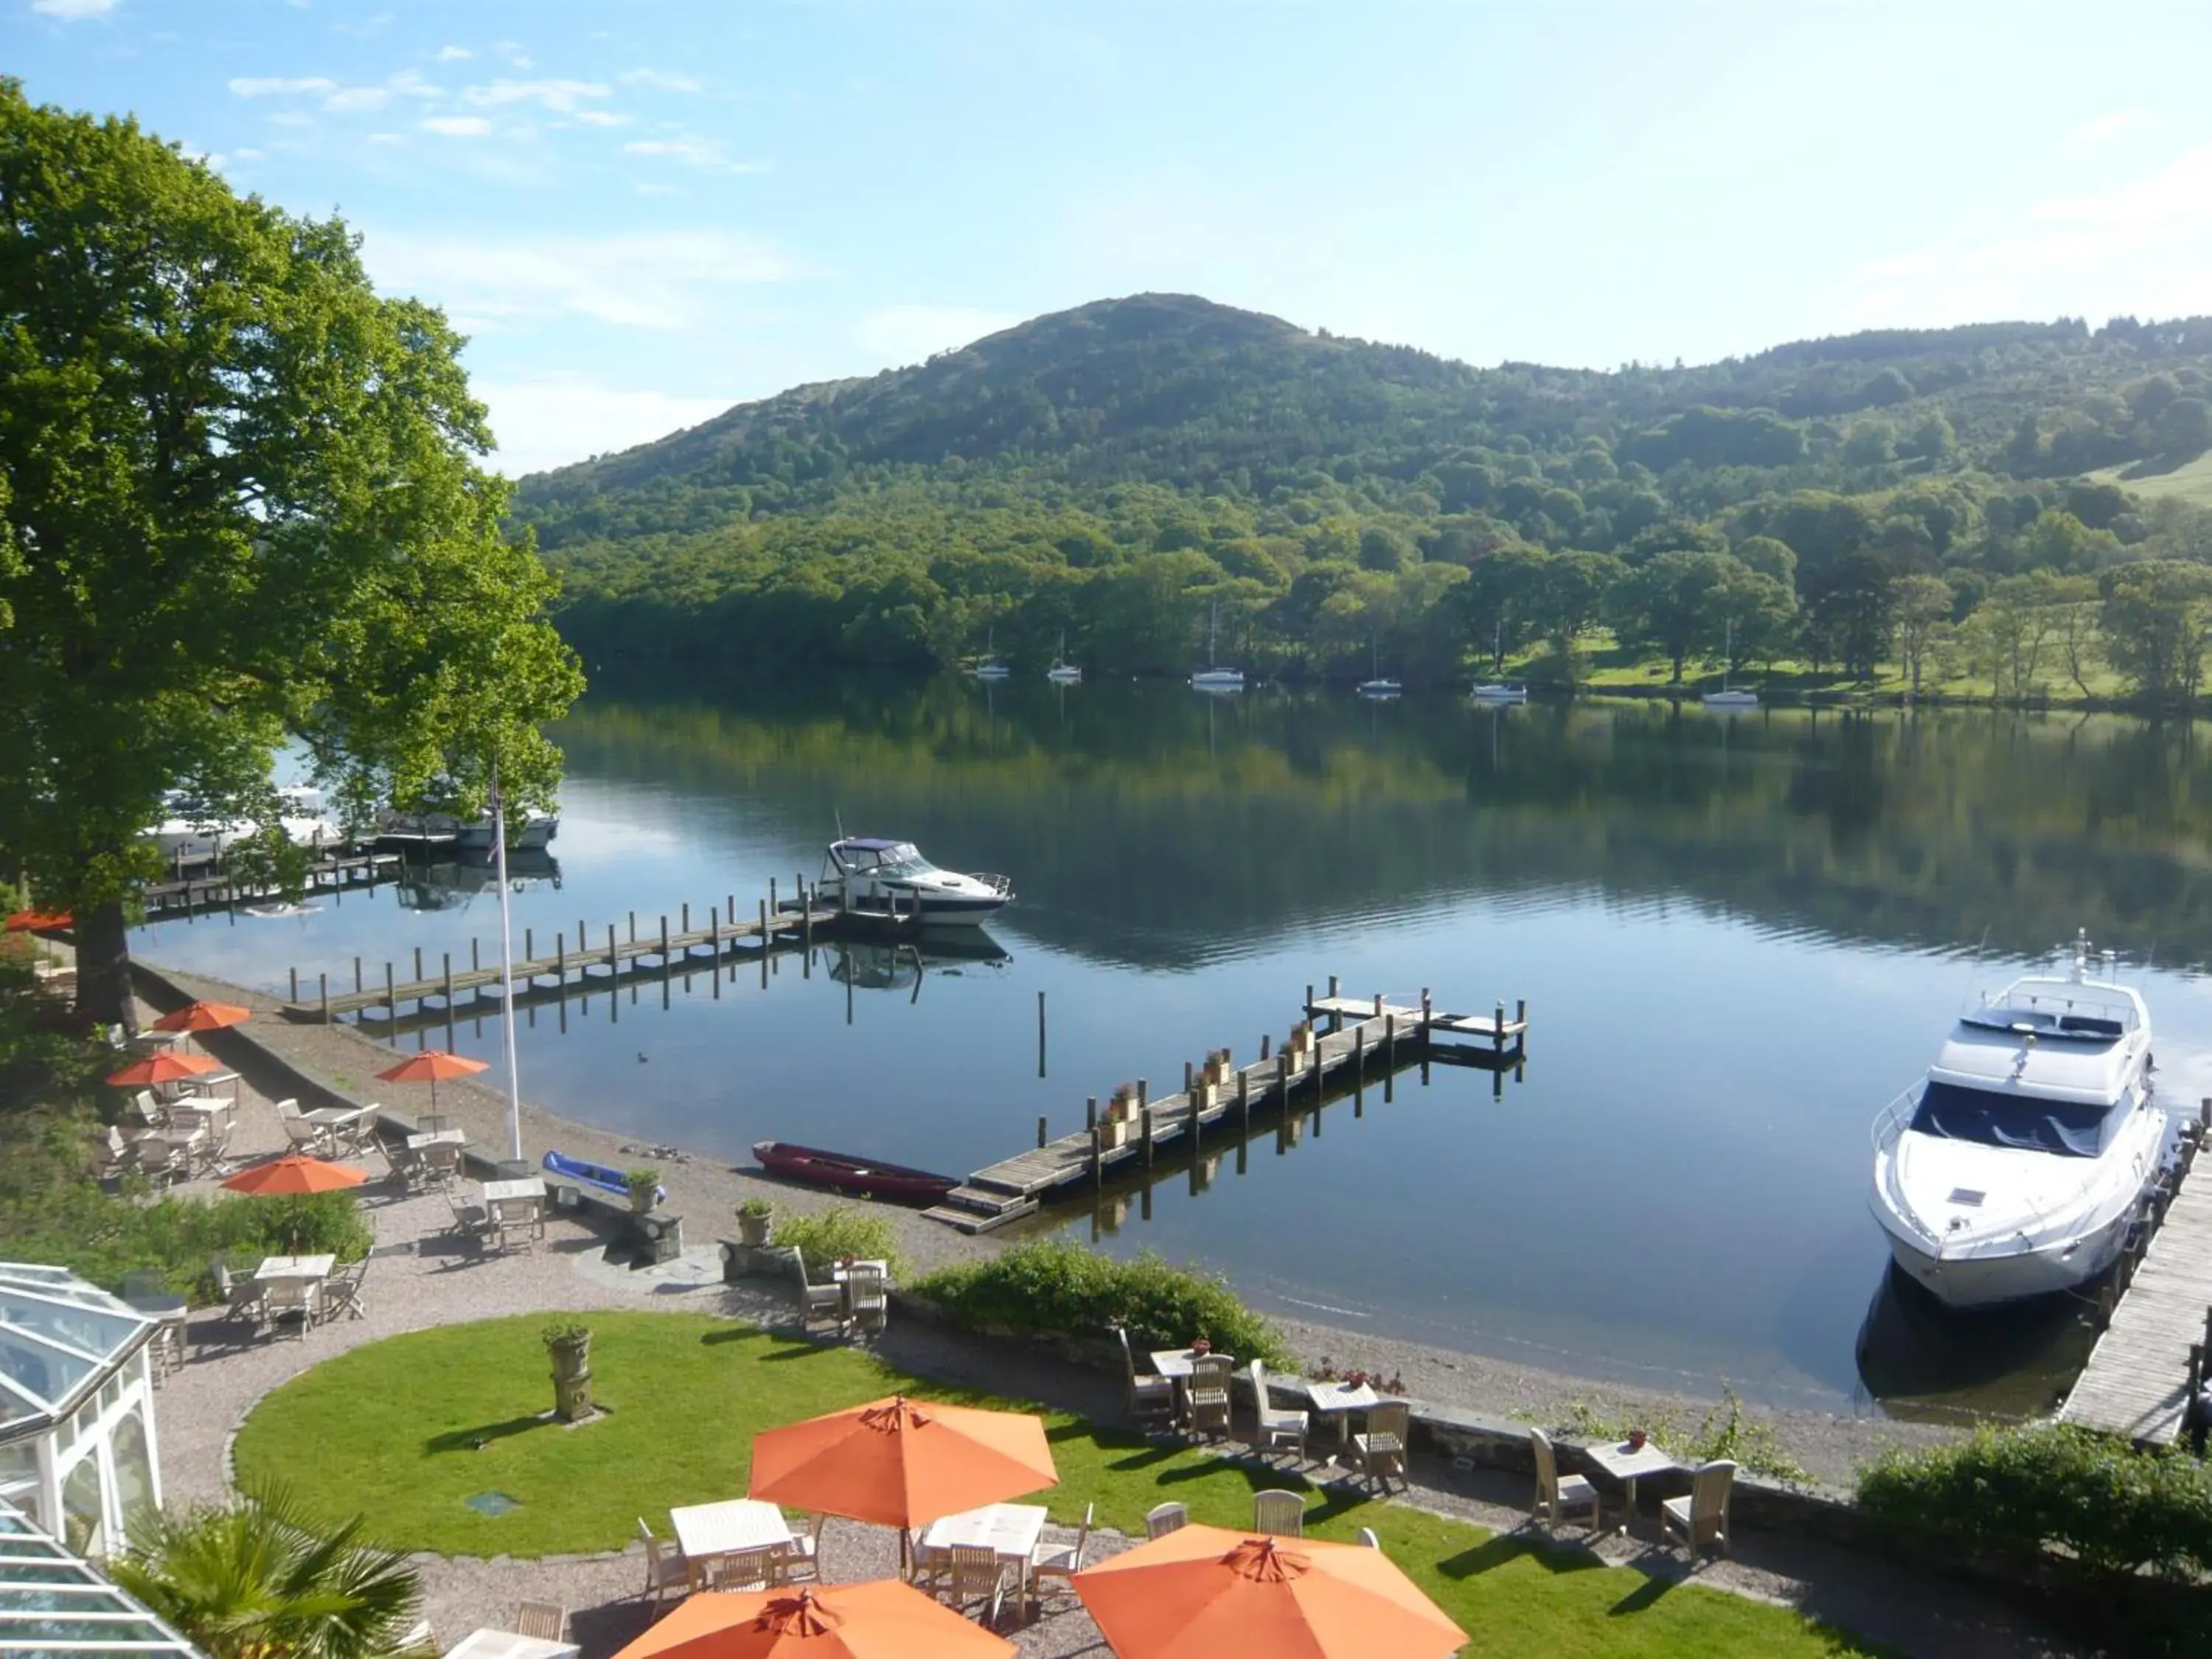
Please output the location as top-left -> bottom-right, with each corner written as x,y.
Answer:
543,1150 -> 665,1206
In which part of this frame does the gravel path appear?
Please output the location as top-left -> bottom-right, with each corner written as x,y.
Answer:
133,964 -> 2074,1659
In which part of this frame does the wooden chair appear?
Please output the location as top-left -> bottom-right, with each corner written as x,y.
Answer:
1252,1489 -> 1306,1537
1248,1358 -> 1310,1461
1352,1399 -> 1410,1492
387,1141 -> 425,1186
1528,1427 -> 1601,1534
512,1603 -> 568,1643
1144,1501 -> 1188,1540
1114,1326 -> 1176,1427
321,1256 -> 369,1322
281,1116 -> 335,1157
941,1545 -> 1009,1625
842,1265 -> 888,1335
212,1259 -> 267,1328
445,1192 -> 497,1246
1186,1354 -> 1233,1439
1029,1502 -> 1090,1601
262,1277 -> 315,1338
699,1545 -> 780,1592
636,1518 -> 688,1610
797,1257 -> 845,1331
422,1141 -> 464,1188
1660,1459 -> 1737,1559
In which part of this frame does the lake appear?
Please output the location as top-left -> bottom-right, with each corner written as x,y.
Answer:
131,678 -> 2212,1419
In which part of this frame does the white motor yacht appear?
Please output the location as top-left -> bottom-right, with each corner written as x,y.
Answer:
453,808 -> 558,852
819,838 -> 1012,925
1869,932 -> 2166,1308
276,785 -> 349,851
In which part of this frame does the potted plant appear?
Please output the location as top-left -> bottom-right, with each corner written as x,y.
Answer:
625,1167 -> 661,1214
543,1320 -> 593,1422
737,1196 -> 773,1247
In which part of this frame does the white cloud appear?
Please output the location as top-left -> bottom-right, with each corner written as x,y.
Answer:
324,86 -> 391,112
367,132 -> 404,146
269,111 -> 314,128
231,147 -> 265,163
363,228 -> 796,332
2060,109 -> 2157,154
420,115 -> 492,138
230,75 -> 338,98
30,0 -> 116,17
464,77 -> 609,112
473,375 -> 732,477
572,111 -> 633,128
622,135 -> 765,173
855,305 -> 1019,366
434,44 -> 470,62
619,69 -> 702,93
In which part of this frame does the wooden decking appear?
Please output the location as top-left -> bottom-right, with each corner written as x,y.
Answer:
2059,1130 -> 2212,1444
920,991 -> 1528,1234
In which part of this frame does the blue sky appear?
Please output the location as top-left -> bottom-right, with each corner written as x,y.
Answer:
12,0 -> 2212,475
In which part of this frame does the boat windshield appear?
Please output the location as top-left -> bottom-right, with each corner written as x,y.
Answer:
874,844 -> 936,877
1908,1079 -> 2124,1158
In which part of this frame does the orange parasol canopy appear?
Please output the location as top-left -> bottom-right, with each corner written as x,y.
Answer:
152,1000 -> 253,1034
1072,1525 -> 1468,1659
4,909 -> 72,932
106,1051 -> 220,1087
221,1155 -> 367,1197
613,1582 -> 1015,1659
748,1396 -> 1057,1531
375,1047 -> 488,1111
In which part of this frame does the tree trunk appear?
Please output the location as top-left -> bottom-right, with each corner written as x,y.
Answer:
1669,648 -> 1685,684
77,897 -> 136,1033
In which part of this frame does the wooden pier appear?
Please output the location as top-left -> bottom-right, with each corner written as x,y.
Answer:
276,883 -> 918,1024
143,852 -> 402,918
2058,1104 -> 2212,1445
919,980 -> 1528,1234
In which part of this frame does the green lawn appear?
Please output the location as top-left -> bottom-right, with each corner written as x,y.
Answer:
234,1312 -> 1888,1657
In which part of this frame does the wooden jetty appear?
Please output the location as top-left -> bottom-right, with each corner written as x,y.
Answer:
143,852 -> 403,918
276,881 -> 919,1024
2057,1102 -> 2212,1445
919,978 -> 1528,1234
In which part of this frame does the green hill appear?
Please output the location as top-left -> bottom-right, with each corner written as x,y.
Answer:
516,294 -> 2212,698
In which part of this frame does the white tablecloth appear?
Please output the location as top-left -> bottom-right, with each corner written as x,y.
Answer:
669,1498 -> 790,1559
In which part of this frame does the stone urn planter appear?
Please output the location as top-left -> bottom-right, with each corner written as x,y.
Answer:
626,1169 -> 660,1214
543,1324 -> 593,1422
738,1201 -> 773,1247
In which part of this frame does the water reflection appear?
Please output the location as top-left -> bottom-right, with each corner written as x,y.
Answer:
395,851 -> 563,913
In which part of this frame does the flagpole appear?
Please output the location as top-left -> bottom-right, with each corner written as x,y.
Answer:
491,759 -> 524,1163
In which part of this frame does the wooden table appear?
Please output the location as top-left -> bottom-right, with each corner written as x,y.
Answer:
255,1253 -> 336,1283
442,1630 -> 578,1659
1583,1439 -> 1678,1531
407,1128 -> 469,1150
669,1498 -> 792,1580
481,1178 -> 546,1203
1306,1380 -> 1381,1452
918,1501 -> 1049,1607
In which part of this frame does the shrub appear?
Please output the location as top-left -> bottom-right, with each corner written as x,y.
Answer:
1562,1390 -> 1806,1484
912,1238 -> 1290,1368
1857,1423 -> 2212,1580
774,1206 -> 905,1279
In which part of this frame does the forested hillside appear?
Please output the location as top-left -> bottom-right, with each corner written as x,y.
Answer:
517,293 -> 2212,702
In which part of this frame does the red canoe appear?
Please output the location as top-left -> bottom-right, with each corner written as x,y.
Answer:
751,1140 -> 959,1203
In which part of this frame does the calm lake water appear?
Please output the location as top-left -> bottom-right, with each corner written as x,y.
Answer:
131,679 -> 2212,1419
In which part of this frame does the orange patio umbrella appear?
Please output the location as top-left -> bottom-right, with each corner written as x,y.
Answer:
613,1583 -> 1015,1659
374,1048 -> 487,1112
151,1000 -> 252,1052
221,1155 -> 368,1197
106,1050 -> 221,1088
749,1396 -> 1058,1537
4,908 -> 73,932
1073,1525 -> 1468,1659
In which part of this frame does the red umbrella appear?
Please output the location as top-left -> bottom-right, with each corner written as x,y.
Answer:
107,1051 -> 221,1088
375,1048 -> 487,1113
151,1000 -> 252,1052
222,1155 -> 367,1196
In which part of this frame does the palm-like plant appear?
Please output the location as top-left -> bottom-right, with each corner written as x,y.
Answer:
109,1481 -> 423,1659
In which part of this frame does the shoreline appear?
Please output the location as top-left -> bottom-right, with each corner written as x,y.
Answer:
147,956 -> 1964,1491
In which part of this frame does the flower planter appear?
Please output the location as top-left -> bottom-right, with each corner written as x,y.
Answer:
738,1210 -> 773,1247
1099,1119 -> 1133,1152
546,1332 -> 593,1422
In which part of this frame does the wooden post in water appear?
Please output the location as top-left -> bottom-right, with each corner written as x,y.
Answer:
1493,1002 -> 1506,1069
771,877 -> 778,918
319,973 -> 329,1023
1086,1096 -> 1098,1133
1237,1071 -> 1251,1136
525,927 -> 533,961
1384,1014 -> 1396,1103
414,946 -> 423,983
1141,1103 -> 1154,1173
290,967 -> 299,1003
660,914 -> 669,964
470,938 -> 480,974
384,962 -> 394,1040
1328,973 -> 1339,1000
354,956 -> 363,995
1037,1116 -> 1048,1150
1091,1124 -> 1103,1189
1419,988 -> 1433,1085
1184,1059 -> 1194,1095
1038,990 -> 1047,1078
1260,1033 -> 1272,1062
442,953 -> 453,1012
682,901 -> 690,932
1353,1037 -> 1365,1116
628,909 -> 636,944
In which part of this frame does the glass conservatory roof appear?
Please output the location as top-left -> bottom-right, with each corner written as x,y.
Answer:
0,1267 -> 153,1442
0,1499 -> 200,1658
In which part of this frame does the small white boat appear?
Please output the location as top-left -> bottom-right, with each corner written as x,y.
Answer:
1470,681 -> 1528,703
1869,931 -> 2167,1308
1191,602 -> 1244,692
970,627 -> 1012,681
1046,633 -> 1081,683
1357,678 -> 1402,700
820,838 -> 1012,925
1701,622 -> 1757,709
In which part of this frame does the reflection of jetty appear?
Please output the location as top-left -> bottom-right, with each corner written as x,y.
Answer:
920,976 -> 1529,1234
2058,1102 -> 2212,1445
142,852 -> 404,919
276,882 -> 922,1022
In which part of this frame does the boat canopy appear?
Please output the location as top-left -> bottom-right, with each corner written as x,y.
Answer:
1907,1079 -> 2124,1158
830,838 -> 933,874
1958,1004 -> 2127,1041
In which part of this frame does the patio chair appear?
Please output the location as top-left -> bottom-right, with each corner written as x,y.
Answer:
421,1141 -> 464,1188
1186,1354 -> 1233,1439
262,1276 -> 315,1338
341,1105 -> 385,1158
1144,1502 -> 1188,1540
1251,1489 -> 1306,1537
702,1546 -> 779,1592
211,1259 -> 268,1327
940,1545 -> 1010,1625
1113,1326 -> 1176,1427
420,1113 -> 453,1133
636,1519 -> 687,1610
128,1090 -> 169,1131
387,1141 -> 425,1186
1352,1399 -> 1411,1493
321,1256 -> 368,1322
445,1192 -> 497,1247
782,1511 -> 826,1581
1660,1458 -> 1737,1559
281,1115 -> 335,1157
797,1256 -> 845,1331
842,1265 -> 888,1335
125,1131 -> 193,1189
487,1197 -> 538,1249
1528,1427 -> 1601,1534
512,1603 -> 568,1643
1248,1358 -> 1310,1461
1029,1502 -> 1091,1601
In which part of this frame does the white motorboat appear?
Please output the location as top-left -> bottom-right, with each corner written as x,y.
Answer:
1869,931 -> 2167,1308
1470,681 -> 1528,703
142,792 -> 257,866
275,785 -> 349,851
453,809 -> 558,852
819,838 -> 1012,925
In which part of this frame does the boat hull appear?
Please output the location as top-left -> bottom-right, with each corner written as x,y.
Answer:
752,1140 -> 958,1203
1872,1202 -> 2140,1308
835,888 -> 1008,925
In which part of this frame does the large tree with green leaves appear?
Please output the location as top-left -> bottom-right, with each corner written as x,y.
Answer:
0,83 -> 582,1025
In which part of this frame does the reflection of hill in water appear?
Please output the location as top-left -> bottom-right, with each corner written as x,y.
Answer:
553,676 -> 2212,972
